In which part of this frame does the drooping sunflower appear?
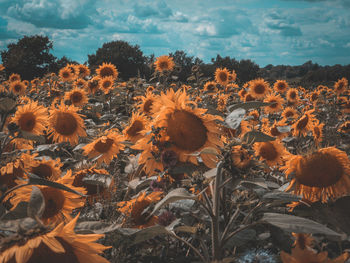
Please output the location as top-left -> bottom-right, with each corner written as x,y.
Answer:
153,89 -> 223,168
214,68 -> 230,86
122,112 -> 148,143
12,101 -> 48,135
8,73 -> 21,83
82,130 -> 125,165
231,145 -> 251,169
64,88 -> 88,107
136,90 -> 159,116
264,93 -> 285,114
59,66 -> 74,82
334,77 -> 348,95
283,147 -> 350,203
48,103 -> 86,145
273,80 -> 289,93
292,109 -> 317,137
286,88 -> 299,103
10,170 -> 86,225
281,107 -> 299,121
154,55 -> 175,72
86,76 -> 100,94
203,81 -> 218,93
96,62 -> 118,79
76,64 -> 91,78
117,191 -> 163,229
10,80 -> 26,95
99,76 -> 114,94
0,215 -> 110,263
73,166 -> 112,202
249,78 -> 271,99
253,140 -> 288,167
312,121 -> 324,146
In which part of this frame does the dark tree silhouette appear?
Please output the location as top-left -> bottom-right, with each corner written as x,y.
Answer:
88,40 -> 147,80
169,50 -> 203,82
1,35 -> 57,80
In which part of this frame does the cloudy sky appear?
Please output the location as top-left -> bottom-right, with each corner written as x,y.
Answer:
0,0 -> 349,66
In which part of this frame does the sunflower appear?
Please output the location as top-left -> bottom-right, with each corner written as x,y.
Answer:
59,66 -> 74,82
96,62 -> 118,79
229,70 -> 237,82
249,78 -> 271,99
0,215 -> 110,263
154,55 -> 175,72
12,101 -> 48,135
10,170 -> 86,225
123,112 -> 148,143
341,98 -> 350,114
282,107 -> 299,121
82,130 -> 125,165
99,76 -> 114,94
8,73 -> 21,83
308,90 -> 320,104
283,147 -> 350,203
137,90 -> 159,116
274,80 -> 289,93
203,81 -> 218,93
247,110 -> 260,126
231,145 -> 251,169
28,156 -> 63,181
117,191 -> 163,229
312,121 -> 324,146
48,103 -> 86,145
74,78 -> 88,90
216,93 -> 229,112
66,64 -> 79,80
334,77 -> 348,95
253,140 -> 288,167
292,109 -> 317,137
64,88 -> 88,107
263,120 -> 288,139
264,93 -> 285,114
86,76 -> 100,94
214,68 -> 230,86
76,64 -> 91,78
244,93 -> 255,102
338,121 -> 350,134
238,89 -> 248,101
286,88 -> 299,103
73,166 -> 112,202
10,80 -> 26,95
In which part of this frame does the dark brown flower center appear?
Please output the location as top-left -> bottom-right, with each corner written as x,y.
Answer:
258,142 -> 278,161
54,112 -> 78,136
126,120 -> 144,137
94,138 -> 113,153
254,84 -> 265,94
167,110 -> 207,151
143,99 -> 154,113
296,114 -> 309,131
71,91 -> 83,104
41,187 -> 65,219
100,66 -> 114,77
18,112 -> 36,132
31,164 -> 53,179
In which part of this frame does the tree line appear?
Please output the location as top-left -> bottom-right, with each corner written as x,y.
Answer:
1,35 -> 349,85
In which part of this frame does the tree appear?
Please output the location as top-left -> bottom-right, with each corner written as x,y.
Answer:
169,50 -> 203,82
1,35 -> 57,80
88,40 -> 147,80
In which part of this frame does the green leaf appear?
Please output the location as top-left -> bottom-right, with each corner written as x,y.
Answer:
243,131 -> 276,144
18,131 -> 45,144
225,108 -> 246,129
228,101 -> 271,112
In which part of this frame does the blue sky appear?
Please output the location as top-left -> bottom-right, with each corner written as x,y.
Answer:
0,0 -> 349,66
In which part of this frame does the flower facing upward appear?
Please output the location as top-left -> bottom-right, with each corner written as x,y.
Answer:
10,81 -> 26,95
12,101 -> 48,135
59,66 -> 74,82
64,88 -> 88,107
286,88 -> 299,103
99,76 -> 114,94
253,140 -> 288,167
117,191 -> 163,229
48,103 -> 86,145
154,55 -> 175,72
249,78 -> 271,99
0,215 -> 110,263
214,68 -> 230,86
274,80 -> 289,93
10,170 -> 86,225
283,147 -> 350,203
123,112 -> 148,143
82,130 -> 125,165
96,62 -> 118,79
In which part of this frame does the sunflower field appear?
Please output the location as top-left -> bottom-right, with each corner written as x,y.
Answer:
0,57 -> 349,263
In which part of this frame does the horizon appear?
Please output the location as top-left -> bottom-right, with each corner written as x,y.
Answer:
1,0 -> 350,67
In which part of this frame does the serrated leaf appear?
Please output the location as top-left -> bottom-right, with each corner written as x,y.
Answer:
243,131 -> 276,144
225,108 -> 246,129
75,221 -> 122,234
149,188 -> 197,217
28,173 -> 85,197
228,101 -> 271,112
27,186 -> 45,219
261,213 -> 342,238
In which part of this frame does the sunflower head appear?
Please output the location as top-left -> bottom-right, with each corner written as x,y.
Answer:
8,73 -> 21,83
253,140 -> 287,167
286,88 -> 299,102
203,81 -> 218,93
29,157 -> 63,181
10,80 -> 26,95
292,109 -> 317,137
87,76 -> 100,94
99,76 -> 114,94
249,78 -> 271,99
214,68 -> 230,86
123,112 -> 148,143
64,88 -> 88,107
59,66 -> 74,82
96,62 -> 118,79
334,77 -> 348,94
274,80 -> 289,93
154,55 -> 175,72
76,64 -> 91,78
264,93 -> 285,114
74,78 -> 88,89
231,145 -> 251,169
48,103 -> 86,145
